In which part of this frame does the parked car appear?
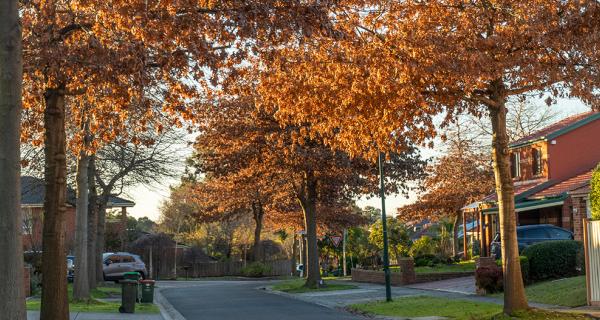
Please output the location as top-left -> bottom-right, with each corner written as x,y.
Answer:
102,252 -> 147,281
67,255 -> 75,282
490,224 -> 574,259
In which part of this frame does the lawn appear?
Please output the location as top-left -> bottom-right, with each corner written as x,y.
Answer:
491,276 -> 586,307
349,296 -> 590,320
390,260 -> 476,274
271,278 -> 357,293
26,283 -> 160,314
349,296 -> 501,320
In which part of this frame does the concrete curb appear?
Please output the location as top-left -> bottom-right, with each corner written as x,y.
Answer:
155,288 -> 186,320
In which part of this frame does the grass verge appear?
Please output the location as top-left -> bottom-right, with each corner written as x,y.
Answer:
491,276 -> 586,307
271,278 -> 357,293
349,296 -> 590,320
350,296 -> 501,320
26,283 -> 160,314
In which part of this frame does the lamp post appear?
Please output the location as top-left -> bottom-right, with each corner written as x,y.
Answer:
378,151 -> 392,302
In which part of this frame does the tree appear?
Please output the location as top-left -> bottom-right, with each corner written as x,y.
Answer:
368,218 -> 412,265
398,142 -> 494,256
92,130 -> 183,283
191,92 -> 425,288
258,2 -> 600,313
591,163 -> 600,220
0,0 -> 26,318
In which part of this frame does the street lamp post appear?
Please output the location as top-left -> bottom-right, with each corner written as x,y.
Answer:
378,151 -> 392,302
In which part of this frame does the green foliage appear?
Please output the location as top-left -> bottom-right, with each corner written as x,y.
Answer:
241,262 -> 272,277
522,240 -> 584,281
591,163 -> 600,220
368,218 -> 412,259
409,236 -> 437,257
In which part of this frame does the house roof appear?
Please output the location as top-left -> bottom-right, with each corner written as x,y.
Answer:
509,111 -> 600,148
480,179 -> 545,203
529,169 -> 593,198
21,176 -> 135,208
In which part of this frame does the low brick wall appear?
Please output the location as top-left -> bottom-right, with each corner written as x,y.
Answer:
414,271 -> 474,283
351,268 -> 411,285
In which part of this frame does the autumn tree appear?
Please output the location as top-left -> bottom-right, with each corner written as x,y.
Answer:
258,1 -> 600,313
0,0 -> 26,318
398,138 -> 494,256
191,91 -> 425,288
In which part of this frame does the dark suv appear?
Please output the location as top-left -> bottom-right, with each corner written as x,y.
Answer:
490,224 -> 574,259
102,252 -> 147,281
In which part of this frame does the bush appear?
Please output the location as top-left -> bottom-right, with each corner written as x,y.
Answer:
475,266 -> 503,293
409,236 -> 438,257
414,254 -> 443,267
591,163 -> 600,220
522,240 -> 583,281
241,262 -> 272,277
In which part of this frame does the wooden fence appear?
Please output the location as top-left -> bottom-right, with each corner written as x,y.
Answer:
584,219 -> 600,306
177,260 -> 293,278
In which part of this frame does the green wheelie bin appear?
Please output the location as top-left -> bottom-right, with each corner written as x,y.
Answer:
119,279 -> 138,313
140,279 -> 156,303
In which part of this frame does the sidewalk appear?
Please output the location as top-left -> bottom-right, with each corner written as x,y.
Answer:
264,278 -> 561,310
26,311 -> 164,320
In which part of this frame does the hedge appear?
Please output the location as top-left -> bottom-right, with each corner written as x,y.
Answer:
522,240 -> 584,281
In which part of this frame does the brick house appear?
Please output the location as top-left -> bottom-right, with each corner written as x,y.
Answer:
21,176 -> 135,254
464,111 -> 600,256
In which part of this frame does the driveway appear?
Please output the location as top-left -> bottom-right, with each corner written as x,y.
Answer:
158,280 -> 364,320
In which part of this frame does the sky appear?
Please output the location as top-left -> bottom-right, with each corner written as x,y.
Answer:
125,98 -> 591,221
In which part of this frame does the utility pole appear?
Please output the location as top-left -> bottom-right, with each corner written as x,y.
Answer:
379,152 -> 392,302
342,229 -> 347,277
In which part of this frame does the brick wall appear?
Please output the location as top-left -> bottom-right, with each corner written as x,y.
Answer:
572,195 -> 588,241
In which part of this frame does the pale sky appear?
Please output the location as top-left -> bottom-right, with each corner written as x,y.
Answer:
126,98 -> 591,221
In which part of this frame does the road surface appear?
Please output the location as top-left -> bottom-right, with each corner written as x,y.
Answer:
159,280 -> 365,320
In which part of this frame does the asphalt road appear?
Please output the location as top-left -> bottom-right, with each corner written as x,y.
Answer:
160,280 -> 365,320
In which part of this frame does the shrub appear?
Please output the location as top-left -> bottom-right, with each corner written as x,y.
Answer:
591,163 -> 600,220
522,240 -> 583,281
409,236 -> 438,257
414,254 -> 442,267
495,256 -> 530,285
241,262 -> 272,277
475,266 -> 503,293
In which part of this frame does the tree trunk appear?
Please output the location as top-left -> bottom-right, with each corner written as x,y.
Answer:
298,170 -> 321,288
252,202 -> 264,261
291,233 -> 297,275
0,1 -> 26,316
87,155 -> 98,289
73,154 -> 90,300
488,82 -> 528,314
96,201 -> 107,283
41,87 -> 69,320
452,213 -> 459,257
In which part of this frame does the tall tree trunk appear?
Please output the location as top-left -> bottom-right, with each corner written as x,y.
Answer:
299,170 -> 321,288
452,213 -> 459,257
252,202 -> 264,261
291,233 -> 297,275
73,154 -> 90,300
488,81 -> 528,314
96,202 -> 107,283
41,87 -> 69,320
0,1 -> 26,317
87,155 -> 98,289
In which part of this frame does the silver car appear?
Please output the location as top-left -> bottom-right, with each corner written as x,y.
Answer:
102,252 -> 147,281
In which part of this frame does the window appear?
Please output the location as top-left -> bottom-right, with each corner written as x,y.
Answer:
547,227 -> 572,239
510,152 -> 521,178
532,148 -> 543,176
122,255 -> 135,263
522,228 -> 548,239
106,255 -> 121,264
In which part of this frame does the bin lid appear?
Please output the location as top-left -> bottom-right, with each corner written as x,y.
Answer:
121,279 -> 138,284
124,271 -> 140,275
140,279 -> 155,284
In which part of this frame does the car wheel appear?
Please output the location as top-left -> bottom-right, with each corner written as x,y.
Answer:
139,272 -> 145,280
103,272 -> 107,281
